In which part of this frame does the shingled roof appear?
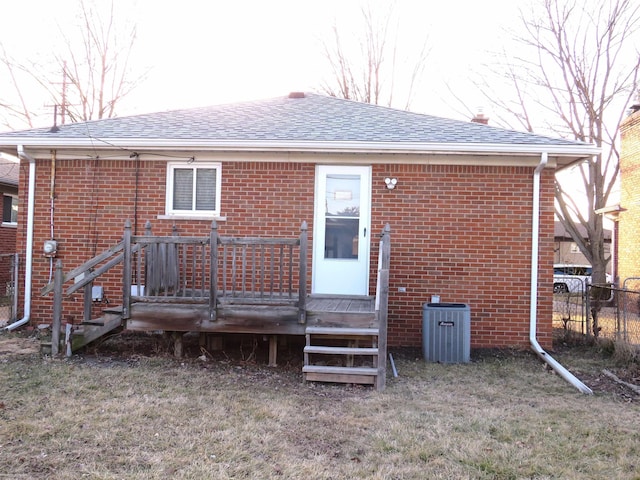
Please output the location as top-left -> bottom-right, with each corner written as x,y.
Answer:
0,93 -> 598,160
0,159 -> 19,189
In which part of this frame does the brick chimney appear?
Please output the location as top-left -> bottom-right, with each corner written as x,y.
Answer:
471,110 -> 489,125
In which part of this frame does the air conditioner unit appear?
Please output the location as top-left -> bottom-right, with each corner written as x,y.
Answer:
422,303 -> 471,363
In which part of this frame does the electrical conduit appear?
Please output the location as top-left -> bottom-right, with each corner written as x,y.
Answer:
530,152 -> 593,394
3,145 -> 35,331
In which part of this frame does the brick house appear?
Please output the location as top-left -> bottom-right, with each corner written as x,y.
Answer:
0,159 -> 18,295
619,105 -> 640,287
554,221 -> 611,270
0,93 -> 598,351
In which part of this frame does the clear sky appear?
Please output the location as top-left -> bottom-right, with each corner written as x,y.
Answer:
0,0 -> 627,223
0,0 -> 523,126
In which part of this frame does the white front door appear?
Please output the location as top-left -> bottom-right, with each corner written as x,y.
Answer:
312,165 -> 371,295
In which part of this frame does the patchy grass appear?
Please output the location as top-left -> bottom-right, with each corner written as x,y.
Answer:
0,332 -> 639,479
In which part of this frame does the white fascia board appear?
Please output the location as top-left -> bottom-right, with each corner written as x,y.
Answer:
0,137 -> 601,157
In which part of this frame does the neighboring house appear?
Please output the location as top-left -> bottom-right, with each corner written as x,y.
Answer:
619,104 -> 640,288
0,158 -> 18,295
554,221 -> 611,271
0,93 -> 598,352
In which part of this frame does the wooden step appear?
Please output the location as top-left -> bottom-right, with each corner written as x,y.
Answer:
102,305 -> 123,315
303,365 -> 378,375
81,321 -> 106,326
71,313 -> 123,351
303,346 -> 378,355
305,327 -> 379,336
302,365 -> 378,385
303,326 -> 381,387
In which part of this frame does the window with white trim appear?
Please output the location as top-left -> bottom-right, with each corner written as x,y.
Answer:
2,194 -> 17,225
166,162 -> 222,217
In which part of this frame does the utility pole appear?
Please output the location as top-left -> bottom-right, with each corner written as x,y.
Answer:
49,62 -> 69,129
60,61 -> 67,125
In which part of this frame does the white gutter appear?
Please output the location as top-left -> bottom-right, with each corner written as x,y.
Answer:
4,145 -> 35,331
0,137 -> 602,157
530,152 -> 593,394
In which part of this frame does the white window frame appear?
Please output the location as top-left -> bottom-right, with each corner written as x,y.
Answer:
165,162 -> 222,217
2,194 -> 18,227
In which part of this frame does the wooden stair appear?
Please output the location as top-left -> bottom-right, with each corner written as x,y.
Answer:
303,326 -> 383,389
70,310 -> 123,352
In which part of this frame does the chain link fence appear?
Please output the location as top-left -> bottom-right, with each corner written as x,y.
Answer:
0,253 -> 18,327
613,279 -> 640,344
553,278 -> 588,334
553,278 -> 640,345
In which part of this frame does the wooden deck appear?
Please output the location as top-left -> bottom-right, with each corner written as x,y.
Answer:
123,294 -> 377,335
44,220 -> 390,389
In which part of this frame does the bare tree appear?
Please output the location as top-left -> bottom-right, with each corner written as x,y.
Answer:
0,0 -> 145,129
59,1 -> 143,122
320,3 -> 430,110
0,44 -> 41,129
478,0 -> 640,292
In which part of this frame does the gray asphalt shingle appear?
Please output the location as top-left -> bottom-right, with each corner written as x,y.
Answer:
0,93 -> 585,147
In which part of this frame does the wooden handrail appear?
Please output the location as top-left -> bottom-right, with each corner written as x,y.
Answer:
41,241 -> 125,296
375,223 -> 391,312
133,236 -> 209,245
218,237 -> 300,246
375,223 -> 391,391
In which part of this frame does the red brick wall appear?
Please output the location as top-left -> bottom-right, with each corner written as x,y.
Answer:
370,164 -> 553,348
619,111 -> 640,286
16,157 -> 554,348
0,185 -> 17,290
0,225 -> 16,291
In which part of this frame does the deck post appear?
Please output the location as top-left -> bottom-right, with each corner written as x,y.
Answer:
173,331 -> 184,358
298,221 -> 308,324
268,335 -> 278,367
376,224 -> 391,391
144,221 -> 154,296
209,220 -> 218,321
51,259 -> 64,356
122,220 -> 132,319
170,224 -> 179,294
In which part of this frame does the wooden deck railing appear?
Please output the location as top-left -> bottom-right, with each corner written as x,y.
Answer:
44,220 -> 309,353
213,221 -> 308,323
123,220 -> 217,319
124,220 -> 308,322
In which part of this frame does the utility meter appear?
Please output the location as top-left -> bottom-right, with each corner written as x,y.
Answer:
43,240 -> 58,257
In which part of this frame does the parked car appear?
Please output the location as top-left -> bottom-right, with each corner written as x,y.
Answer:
553,264 -> 612,294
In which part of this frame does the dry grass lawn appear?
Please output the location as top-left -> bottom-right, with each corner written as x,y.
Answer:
0,332 -> 639,479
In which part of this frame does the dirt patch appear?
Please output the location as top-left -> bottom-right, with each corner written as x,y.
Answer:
0,332 -> 40,356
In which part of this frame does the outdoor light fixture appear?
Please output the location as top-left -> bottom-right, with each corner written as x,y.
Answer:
384,177 -> 398,190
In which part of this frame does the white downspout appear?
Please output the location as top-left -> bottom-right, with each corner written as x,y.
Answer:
3,145 -> 35,331
530,152 -> 593,394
